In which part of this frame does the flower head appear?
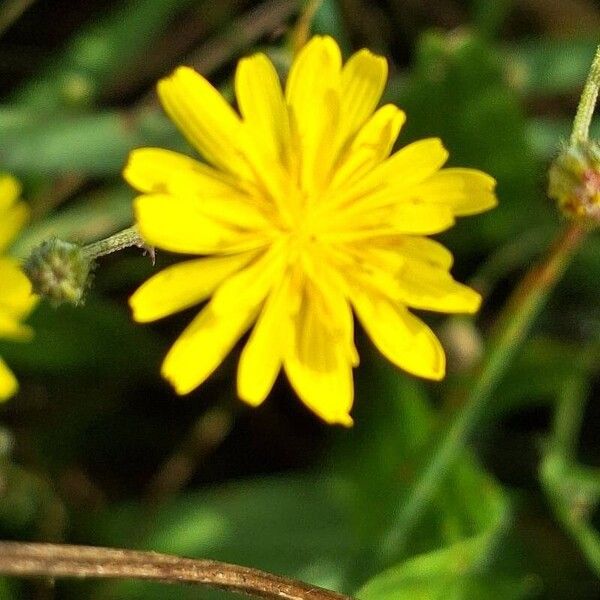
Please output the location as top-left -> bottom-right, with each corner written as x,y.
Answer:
23,238 -> 94,306
125,36 -> 497,425
0,175 -> 36,401
548,139 -> 600,224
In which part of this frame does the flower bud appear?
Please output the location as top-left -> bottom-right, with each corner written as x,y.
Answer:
22,239 -> 94,306
548,139 -> 600,223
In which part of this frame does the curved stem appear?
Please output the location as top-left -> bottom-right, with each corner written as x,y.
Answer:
0,541 -> 352,600
378,222 -> 586,562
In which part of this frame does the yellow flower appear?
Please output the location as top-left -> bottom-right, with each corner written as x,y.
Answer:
125,36 -> 496,425
0,175 -> 36,401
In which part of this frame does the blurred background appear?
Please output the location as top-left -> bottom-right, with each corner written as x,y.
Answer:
0,0 -> 600,598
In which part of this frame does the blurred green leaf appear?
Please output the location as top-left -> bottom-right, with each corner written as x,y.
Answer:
541,376 -> 600,577
505,38 -> 599,96
482,337 -> 596,416
471,0 -> 513,39
82,475 -> 359,599
357,537 -> 534,600
541,452 -> 600,577
14,0 -> 199,110
0,297 -> 161,377
331,350 -> 512,596
312,0 -> 351,54
527,117 -> 600,161
0,107 -> 185,176
11,185 -> 134,257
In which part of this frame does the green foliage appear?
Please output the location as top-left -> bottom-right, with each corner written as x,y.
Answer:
0,298 -> 161,376
1,2 -> 600,599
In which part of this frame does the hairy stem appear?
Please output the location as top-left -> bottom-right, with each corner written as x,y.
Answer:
570,44 -> 600,144
82,225 -> 144,259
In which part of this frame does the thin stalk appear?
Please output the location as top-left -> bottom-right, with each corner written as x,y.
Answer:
378,223 -> 586,561
570,44 -> 600,144
552,376 -> 588,459
0,542 -> 352,600
82,226 -> 144,259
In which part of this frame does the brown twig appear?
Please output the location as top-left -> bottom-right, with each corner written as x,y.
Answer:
0,541 -> 353,600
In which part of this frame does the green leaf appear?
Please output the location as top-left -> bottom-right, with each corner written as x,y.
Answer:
481,337 -> 595,416
81,475 -> 359,599
11,185 -> 134,258
329,348 -> 512,599
0,108 -> 185,176
505,38 -> 599,96
0,297 -> 161,377
14,0 -> 200,110
357,537 -> 535,600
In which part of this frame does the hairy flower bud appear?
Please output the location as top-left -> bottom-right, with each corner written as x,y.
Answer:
548,140 -> 600,223
22,239 -> 94,306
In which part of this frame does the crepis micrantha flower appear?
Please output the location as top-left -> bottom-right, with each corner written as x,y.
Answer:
125,36 -> 497,425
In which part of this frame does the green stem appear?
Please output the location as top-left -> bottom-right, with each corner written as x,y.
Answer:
379,222 -> 587,563
570,44 -> 600,144
82,225 -> 144,259
553,376 -> 588,459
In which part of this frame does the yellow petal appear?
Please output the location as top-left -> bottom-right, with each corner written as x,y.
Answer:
322,203 -> 455,241
162,302 -> 258,395
396,261 -> 481,314
134,193 -> 270,255
0,358 -> 18,401
237,274 -> 294,406
330,104 -> 406,191
234,54 -> 296,218
412,168 -> 498,216
386,236 -> 454,270
372,137 -> 448,188
157,67 -> 249,176
0,258 -> 37,321
283,281 -> 354,426
125,149 -> 274,228
389,202 -> 455,235
352,290 -> 445,380
328,138 -> 448,213
0,313 -> 33,341
285,35 -> 342,193
124,148 -> 240,196
210,243 -> 286,316
0,175 -> 21,211
337,49 -> 387,148
0,202 -> 28,253
235,53 -> 289,162
130,252 -> 256,323
285,35 -> 342,116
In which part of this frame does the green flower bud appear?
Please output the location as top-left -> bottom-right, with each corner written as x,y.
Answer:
548,139 -> 600,224
22,239 -> 94,306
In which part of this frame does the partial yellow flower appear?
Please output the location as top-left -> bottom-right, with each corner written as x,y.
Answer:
0,175 -> 36,401
125,36 -> 497,425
